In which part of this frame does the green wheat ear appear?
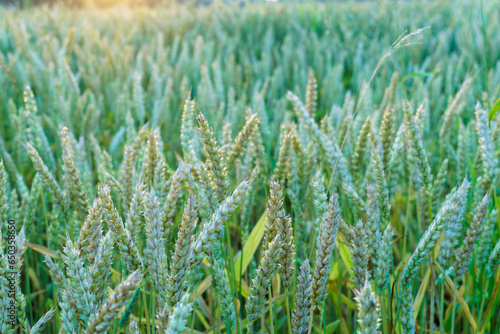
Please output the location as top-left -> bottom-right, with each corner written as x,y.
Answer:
30,307 -> 56,334
312,193 -> 340,309
246,234 -> 282,332
293,258 -> 312,334
86,270 -> 143,334
355,280 -> 381,334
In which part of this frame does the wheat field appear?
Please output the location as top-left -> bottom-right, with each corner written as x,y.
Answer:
0,1 -> 500,333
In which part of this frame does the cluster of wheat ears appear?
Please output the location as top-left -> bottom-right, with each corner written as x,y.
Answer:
1,2 -> 500,334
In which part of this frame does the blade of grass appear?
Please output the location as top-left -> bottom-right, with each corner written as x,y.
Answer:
444,275 -> 477,332
413,267 -> 431,321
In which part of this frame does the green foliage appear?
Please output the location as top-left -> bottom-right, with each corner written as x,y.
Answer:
0,1 -> 500,334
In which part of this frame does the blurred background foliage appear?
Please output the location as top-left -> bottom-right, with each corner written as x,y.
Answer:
1,0 -> 499,171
